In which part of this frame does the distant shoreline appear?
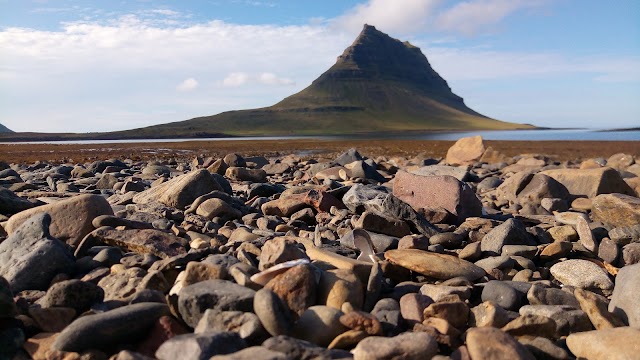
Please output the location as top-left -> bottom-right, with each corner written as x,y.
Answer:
0,127 -> 588,144
1,138 -> 638,165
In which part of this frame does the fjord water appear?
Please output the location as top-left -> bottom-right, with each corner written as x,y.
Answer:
2,129 -> 639,145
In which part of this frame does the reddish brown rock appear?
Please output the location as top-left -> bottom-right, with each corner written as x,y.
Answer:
393,170 -> 482,224
352,211 -> 411,237
303,189 -> 345,212
258,237 -> 309,271
265,264 -> 316,318
339,310 -> 383,335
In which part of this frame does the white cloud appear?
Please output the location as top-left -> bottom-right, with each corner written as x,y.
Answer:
177,77 -> 199,92
332,0 -> 547,36
148,9 -> 180,17
332,0 -> 441,35
222,72 -> 295,87
258,72 -> 294,86
435,0 -> 546,35
223,72 -> 250,87
0,19 -> 350,131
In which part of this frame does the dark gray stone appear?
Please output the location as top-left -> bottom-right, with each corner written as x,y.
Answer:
526,284 -> 579,308
481,218 -> 535,256
475,255 -> 515,272
40,279 -> 104,313
195,310 -> 266,344
52,303 -> 170,352
0,276 -> 16,318
0,188 -> 34,215
262,335 -> 351,360
155,331 -> 246,360
335,148 -> 363,166
178,280 -> 256,328
248,183 -> 285,199
610,225 -> 640,246
371,298 -> 404,335
481,280 -> 523,311
0,213 -> 75,292
428,232 -> 465,249
0,325 -> 25,360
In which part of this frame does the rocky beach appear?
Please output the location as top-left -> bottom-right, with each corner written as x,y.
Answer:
1,135 -> 640,360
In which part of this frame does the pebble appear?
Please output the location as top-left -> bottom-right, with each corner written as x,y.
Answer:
550,259 -> 614,291
52,303 -> 170,352
481,218 -> 534,256
39,279 -> 104,313
385,249 -> 485,280
566,327 -> 640,360
178,280 -> 256,328
609,262 -> 640,327
195,310 -> 265,342
352,332 -> 438,360
0,213 -> 75,292
0,142 -> 637,359
155,331 -> 246,360
465,327 -> 535,360
253,288 -> 292,337
481,280 -> 522,311
291,306 -> 347,347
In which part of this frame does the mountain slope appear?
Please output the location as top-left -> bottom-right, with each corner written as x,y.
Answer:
124,24 -> 531,137
0,123 -> 13,133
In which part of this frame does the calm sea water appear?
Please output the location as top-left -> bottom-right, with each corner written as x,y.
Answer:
1,129 -> 639,144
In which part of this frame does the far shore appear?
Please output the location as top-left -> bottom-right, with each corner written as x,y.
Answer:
1,139 -> 638,164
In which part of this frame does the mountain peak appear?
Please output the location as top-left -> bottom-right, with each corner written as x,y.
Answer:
319,24 -> 459,103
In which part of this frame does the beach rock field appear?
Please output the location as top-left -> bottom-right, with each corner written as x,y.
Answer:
1,136 -> 639,359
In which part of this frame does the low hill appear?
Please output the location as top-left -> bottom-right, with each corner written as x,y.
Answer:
0,123 -> 12,133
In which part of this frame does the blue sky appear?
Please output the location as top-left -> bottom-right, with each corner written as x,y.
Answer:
1,0 -> 639,132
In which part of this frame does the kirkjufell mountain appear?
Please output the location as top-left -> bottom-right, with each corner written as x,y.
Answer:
114,24 -> 532,137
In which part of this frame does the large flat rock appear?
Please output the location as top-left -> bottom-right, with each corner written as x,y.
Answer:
6,194 -> 113,247
133,169 -> 222,209
384,249 -> 485,281
541,167 -> 634,198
